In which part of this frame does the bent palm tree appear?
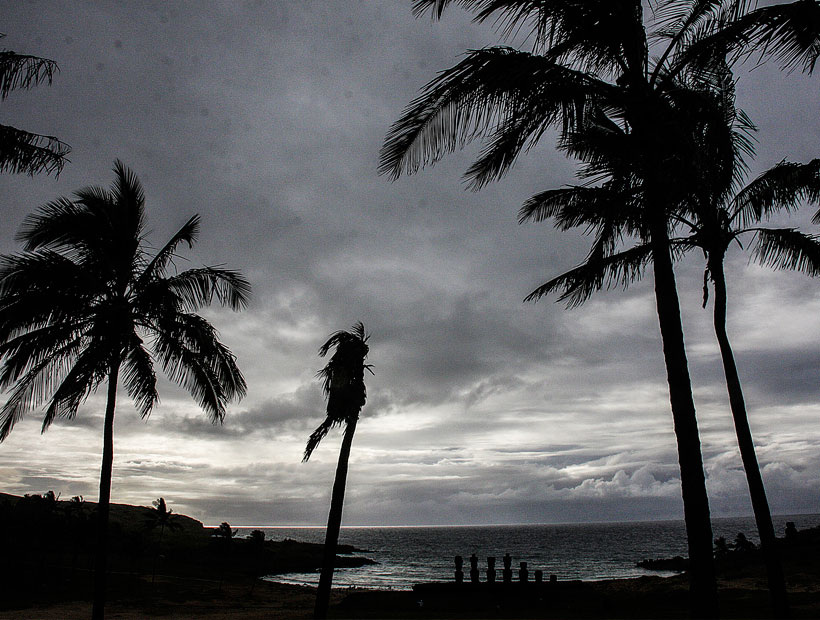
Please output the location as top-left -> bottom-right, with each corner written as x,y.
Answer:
0,160 -> 249,619
0,35 -> 70,175
303,322 -> 371,620
380,3 -> 820,615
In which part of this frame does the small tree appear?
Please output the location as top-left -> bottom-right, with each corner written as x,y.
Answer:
213,522 -> 238,591
247,529 -> 266,595
145,498 -> 182,585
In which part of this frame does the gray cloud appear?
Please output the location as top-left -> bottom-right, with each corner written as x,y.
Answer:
0,1 -> 818,527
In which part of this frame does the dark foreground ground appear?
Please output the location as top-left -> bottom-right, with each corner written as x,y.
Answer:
3,568 -> 820,620
3,493 -> 820,619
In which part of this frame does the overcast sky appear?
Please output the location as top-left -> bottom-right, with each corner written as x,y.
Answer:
1,1 -> 819,527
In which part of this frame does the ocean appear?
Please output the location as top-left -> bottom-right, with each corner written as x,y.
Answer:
237,513 -> 820,591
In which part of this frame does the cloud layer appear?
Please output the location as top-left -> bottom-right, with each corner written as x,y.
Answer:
0,1 -> 819,527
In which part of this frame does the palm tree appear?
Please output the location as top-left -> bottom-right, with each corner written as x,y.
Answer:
247,529 -> 267,595
380,3 -> 820,615
522,75 -> 820,614
213,521 -> 238,592
0,35 -> 70,176
303,322 -> 371,620
678,157 -> 820,617
0,160 -> 249,620
145,497 -> 182,585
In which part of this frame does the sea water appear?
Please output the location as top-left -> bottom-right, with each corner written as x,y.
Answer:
243,514 -> 820,591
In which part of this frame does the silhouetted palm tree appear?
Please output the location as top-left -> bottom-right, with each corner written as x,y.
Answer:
247,529 -> 266,595
303,322 -> 371,620
145,497 -> 182,585
523,75 -> 820,614
213,521 -> 238,592
0,35 -> 70,175
691,159 -> 820,617
380,3 -> 820,615
0,160 -> 249,620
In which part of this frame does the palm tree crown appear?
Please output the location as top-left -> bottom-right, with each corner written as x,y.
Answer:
303,321 -> 371,461
0,160 -> 249,439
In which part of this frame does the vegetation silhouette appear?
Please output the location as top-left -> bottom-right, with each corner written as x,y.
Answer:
0,160 -> 249,619
0,34 -> 70,176
247,529 -> 266,594
522,62 -> 820,616
380,2 -> 820,616
303,321 -> 372,620
380,0 -> 820,617
145,497 -> 183,586
213,521 -> 239,592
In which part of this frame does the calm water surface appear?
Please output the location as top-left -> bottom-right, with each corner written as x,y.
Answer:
240,514 -> 820,591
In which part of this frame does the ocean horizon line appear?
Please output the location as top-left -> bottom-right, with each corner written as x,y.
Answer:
206,511 -> 818,530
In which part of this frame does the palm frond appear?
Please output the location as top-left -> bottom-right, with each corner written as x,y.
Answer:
112,159 -> 146,233
519,184 -> 638,234
40,343 -> 109,431
677,1 -> 820,75
302,417 -> 336,463
151,313 -> 246,423
163,267 -> 251,312
0,124 -> 70,177
16,197 -> 92,251
0,251 -> 95,343
732,159 -> 820,228
0,50 -> 58,99
525,241 -> 654,307
0,334 -> 94,440
750,228 -> 820,276
379,47 -> 604,180
122,335 -> 158,419
138,215 -> 200,283
417,1 -> 645,72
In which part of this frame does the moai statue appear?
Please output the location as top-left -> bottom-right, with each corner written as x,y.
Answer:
502,552 -> 512,583
487,556 -> 496,583
519,561 -> 528,583
549,574 -> 557,584
534,569 -> 543,583
469,553 -> 480,583
455,555 -> 464,584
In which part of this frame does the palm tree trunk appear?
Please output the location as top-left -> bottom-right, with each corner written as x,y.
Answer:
651,226 -> 719,619
92,360 -> 120,620
710,258 -> 789,618
314,416 -> 358,620
152,523 -> 165,586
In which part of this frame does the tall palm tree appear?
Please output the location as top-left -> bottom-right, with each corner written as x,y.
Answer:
303,322 -> 371,620
379,2 -> 820,616
0,160 -> 249,619
0,35 -> 70,176
521,67 -> 820,614
526,158 -> 820,619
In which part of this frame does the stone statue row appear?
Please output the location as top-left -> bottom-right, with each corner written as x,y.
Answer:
454,553 -> 557,585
